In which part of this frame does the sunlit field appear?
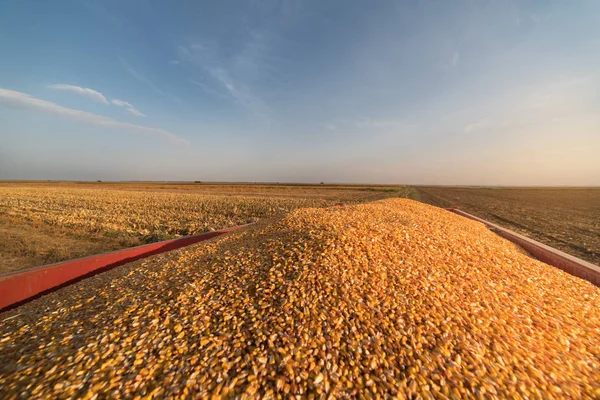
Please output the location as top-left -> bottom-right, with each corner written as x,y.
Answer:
0,182 -> 416,273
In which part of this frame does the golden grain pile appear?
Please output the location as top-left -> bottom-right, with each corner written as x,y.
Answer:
1,199 -> 599,399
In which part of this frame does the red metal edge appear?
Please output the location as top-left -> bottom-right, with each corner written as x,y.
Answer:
0,224 -> 251,312
447,208 -> 600,287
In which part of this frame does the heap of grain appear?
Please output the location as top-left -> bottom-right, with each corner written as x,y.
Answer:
1,199 -> 599,399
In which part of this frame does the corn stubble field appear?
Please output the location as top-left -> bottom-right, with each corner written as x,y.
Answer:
1,199 -> 599,398
0,182 -> 413,273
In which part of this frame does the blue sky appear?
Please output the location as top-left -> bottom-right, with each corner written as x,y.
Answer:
1,0 -> 599,185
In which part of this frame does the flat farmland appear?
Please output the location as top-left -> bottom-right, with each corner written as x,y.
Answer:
415,187 -> 600,265
0,182 -> 415,273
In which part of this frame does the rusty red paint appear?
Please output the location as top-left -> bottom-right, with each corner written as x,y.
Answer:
0,224 -> 250,312
447,208 -> 600,287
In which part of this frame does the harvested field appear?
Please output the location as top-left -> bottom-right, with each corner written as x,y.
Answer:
1,181 -> 411,202
0,187 -> 333,238
415,187 -> 600,266
1,199 -> 598,398
0,183 -> 415,273
0,214 -> 141,274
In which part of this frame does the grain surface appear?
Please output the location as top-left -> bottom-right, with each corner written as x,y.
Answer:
1,199 -> 599,399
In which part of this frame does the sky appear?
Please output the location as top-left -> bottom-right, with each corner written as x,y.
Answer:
1,0 -> 599,185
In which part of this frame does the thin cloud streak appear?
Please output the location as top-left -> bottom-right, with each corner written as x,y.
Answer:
451,52 -> 459,67
464,118 -> 488,133
208,67 -> 271,119
325,117 -> 414,131
0,88 -> 187,144
177,36 -> 273,123
125,108 -> 145,117
189,79 -> 230,100
47,84 -> 109,104
111,99 -> 146,117
119,57 -> 184,105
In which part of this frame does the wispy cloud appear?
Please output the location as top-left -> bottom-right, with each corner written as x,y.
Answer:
326,117 -> 413,131
189,79 -> 229,100
451,51 -> 459,67
111,99 -> 146,117
47,84 -> 146,117
176,31 -> 275,122
47,84 -> 109,104
119,57 -> 184,105
464,118 -> 488,133
455,74 -> 599,142
168,59 -> 180,65
0,88 -> 187,144
208,67 -> 271,119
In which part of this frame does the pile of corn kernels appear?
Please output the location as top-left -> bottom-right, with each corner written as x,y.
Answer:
1,199 -> 599,399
